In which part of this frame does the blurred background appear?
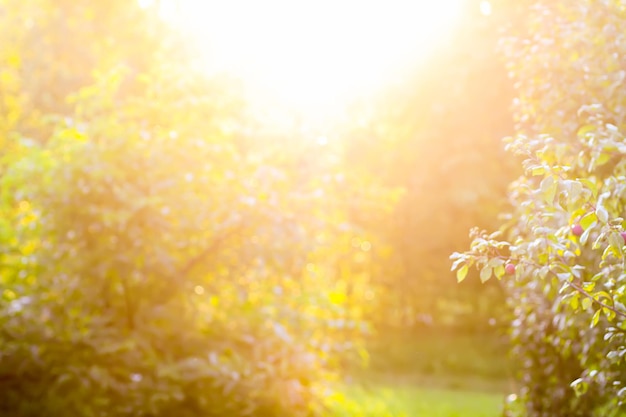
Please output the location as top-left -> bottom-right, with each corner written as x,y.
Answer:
0,0 -> 527,416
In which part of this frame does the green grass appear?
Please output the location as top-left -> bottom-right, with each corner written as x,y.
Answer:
329,383 -> 504,417
329,328 -> 510,416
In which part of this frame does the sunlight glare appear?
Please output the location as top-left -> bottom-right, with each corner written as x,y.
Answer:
479,1 -> 492,16
166,0 -> 464,126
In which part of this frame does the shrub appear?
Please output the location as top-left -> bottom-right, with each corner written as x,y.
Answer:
452,1 -> 626,416
0,2 -> 394,415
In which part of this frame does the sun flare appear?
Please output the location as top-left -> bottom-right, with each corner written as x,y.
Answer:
149,0 -> 464,126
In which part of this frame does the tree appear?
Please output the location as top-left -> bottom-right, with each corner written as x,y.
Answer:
452,1 -> 626,415
0,1 -> 395,415
342,0 -> 518,330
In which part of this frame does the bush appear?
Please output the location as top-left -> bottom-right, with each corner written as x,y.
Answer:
0,2 -> 395,415
452,2 -> 626,416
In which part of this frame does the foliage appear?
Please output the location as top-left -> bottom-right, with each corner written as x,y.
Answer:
342,0 -> 518,329
0,0 -> 186,144
452,1 -> 626,416
0,1 -> 396,416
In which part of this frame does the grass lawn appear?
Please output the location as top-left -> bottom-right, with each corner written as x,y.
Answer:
329,383 -> 504,417
329,328 -> 510,416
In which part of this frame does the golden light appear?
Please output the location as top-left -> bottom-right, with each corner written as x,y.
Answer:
479,1 -> 492,16
146,0 -> 464,127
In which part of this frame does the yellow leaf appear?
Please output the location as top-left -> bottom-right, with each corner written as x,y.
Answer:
456,264 -> 469,283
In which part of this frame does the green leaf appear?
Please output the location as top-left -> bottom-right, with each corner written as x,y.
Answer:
594,291 -> 613,303
479,266 -> 492,283
571,378 -> 588,397
577,124 -> 596,137
529,166 -> 546,176
566,180 -> 583,203
450,257 -> 464,271
578,178 -> 598,198
582,297 -> 592,310
592,233 -> 605,250
579,212 -> 597,230
556,272 -> 571,282
595,152 -> 611,167
488,257 -> 503,266
580,226 -> 593,245
456,264 -> 469,283
494,264 -> 505,279
608,231 -> 624,259
541,176 -> 557,205
591,309 -> 601,328
603,307 -> 616,321
591,272 -> 604,282
596,205 -> 609,223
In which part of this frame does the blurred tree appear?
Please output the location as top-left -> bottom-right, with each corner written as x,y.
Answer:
343,0 -> 520,331
0,1 -> 396,415
0,0 -> 188,142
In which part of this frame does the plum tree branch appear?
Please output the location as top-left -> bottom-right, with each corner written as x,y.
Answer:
566,280 -> 626,319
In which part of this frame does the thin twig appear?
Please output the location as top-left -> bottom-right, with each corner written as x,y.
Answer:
566,280 -> 626,319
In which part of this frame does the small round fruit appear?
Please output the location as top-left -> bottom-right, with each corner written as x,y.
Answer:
621,232 -> 626,243
505,263 -> 516,275
571,224 -> 584,236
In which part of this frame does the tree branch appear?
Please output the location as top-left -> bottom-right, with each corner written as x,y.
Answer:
566,280 -> 626,319
180,223 -> 246,276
